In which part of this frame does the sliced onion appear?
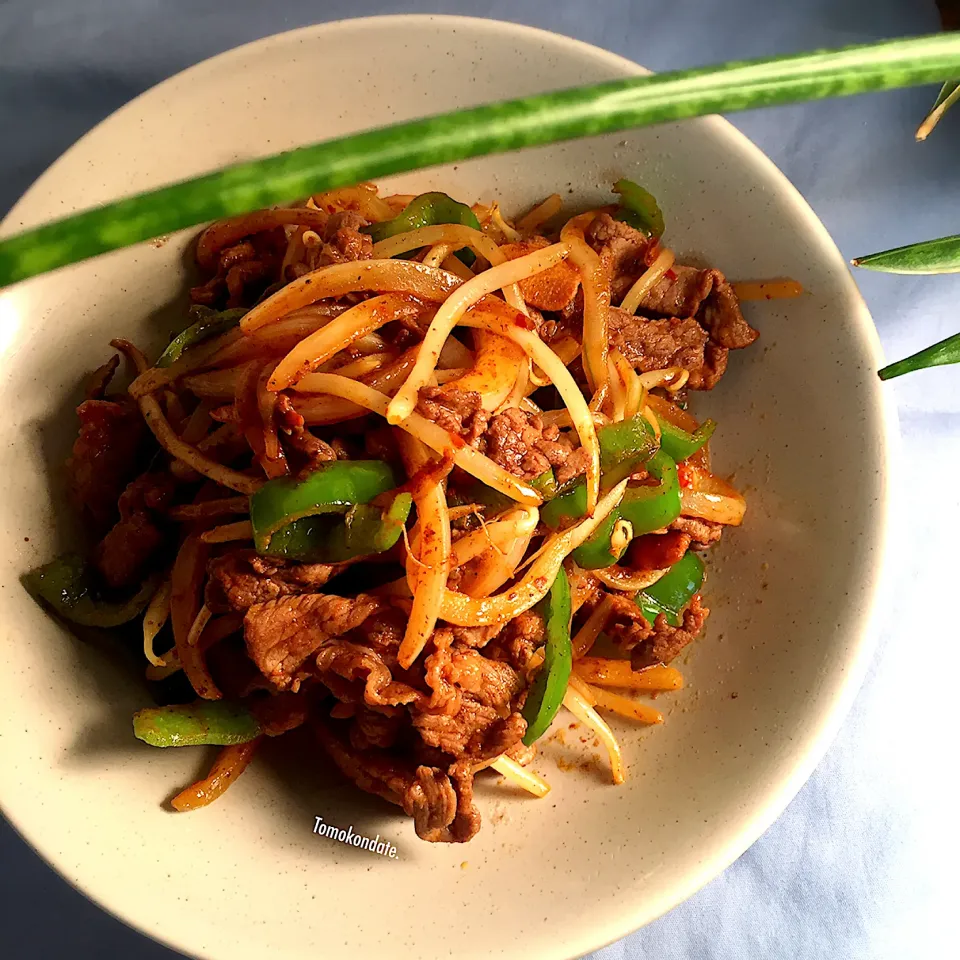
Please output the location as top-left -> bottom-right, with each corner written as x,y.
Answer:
269,293 -> 424,390
619,247 -> 675,315
560,213 -> 609,392
592,565 -> 670,592
563,676 -> 626,784
397,437 -> 451,669
436,480 -> 627,626
372,222 -> 527,313
112,339 -> 261,494
386,243 -> 568,424
489,755 -> 550,797
241,260 -> 462,335
516,194 -> 563,234
442,331 -> 526,412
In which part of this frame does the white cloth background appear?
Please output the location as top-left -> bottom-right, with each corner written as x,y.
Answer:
1,2 -> 957,957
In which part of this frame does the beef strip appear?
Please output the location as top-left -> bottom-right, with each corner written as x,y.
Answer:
315,639 -> 426,708
313,720 -> 482,843
85,355 -> 120,400
479,407 -> 587,483
631,594 -> 709,669
413,632 -> 526,762
632,263 -> 758,350
274,393 -> 338,468
698,277 -> 759,349
94,471 -> 177,588
191,228 -> 287,308
416,386 -> 488,443
206,549 -> 344,612
670,516 -> 724,547
606,308 -> 728,390
484,610 -> 545,672
243,593 -> 382,690
349,706 -> 404,751
315,211 -> 374,268
603,593 -> 655,652
248,689 -> 311,736
67,397 -> 148,533
585,213 -> 657,301
624,530 -> 692,572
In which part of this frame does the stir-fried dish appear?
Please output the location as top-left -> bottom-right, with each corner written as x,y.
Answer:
26,181 -> 781,843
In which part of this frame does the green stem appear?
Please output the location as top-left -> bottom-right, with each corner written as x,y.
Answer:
3,33 -> 960,285
877,332 -> 960,380
852,234 -> 960,274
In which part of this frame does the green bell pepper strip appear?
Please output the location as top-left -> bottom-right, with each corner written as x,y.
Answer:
264,493 -> 413,563
529,468 -> 557,500
571,450 -> 682,569
613,178 -> 665,238
364,191 -> 481,265
636,550 -> 705,627
521,567 -> 572,745
571,511 -> 628,569
249,460 -> 398,553
23,554 -> 159,628
656,417 -> 716,463
541,413 -> 660,529
156,306 -> 247,368
133,701 -> 262,747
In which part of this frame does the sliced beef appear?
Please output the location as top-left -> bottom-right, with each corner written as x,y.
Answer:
699,278 -> 758,349
416,386 -> 488,443
414,704 -> 526,762
85,355 -> 120,400
316,211 -> 374,268
206,549 -> 344,612
603,592 -> 655,653
313,720 -> 482,843
625,530 -> 692,572
607,307 -> 728,390
479,407 -> 586,482
636,264 -> 717,318
243,592 -> 382,690
315,639 -> 425,708
349,706 -> 404,751
585,212 -> 657,301
670,515 -> 724,547
191,228 -> 287,308
632,264 -> 759,350
93,471 -> 176,589
414,633 -> 526,762
631,594 -> 709,669
248,689 -> 311,736
275,393 -> 337,467
485,610 -> 545,671
499,237 -> 581,312
68,397 -> 148,533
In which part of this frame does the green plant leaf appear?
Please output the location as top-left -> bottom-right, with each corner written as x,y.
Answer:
878,332 -> 960,380
852,234 -> 960,274
2,32 -> 960,288
916,79 -> 960,140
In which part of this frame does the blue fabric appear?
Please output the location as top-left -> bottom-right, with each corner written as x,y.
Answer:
2,1 -> 957,957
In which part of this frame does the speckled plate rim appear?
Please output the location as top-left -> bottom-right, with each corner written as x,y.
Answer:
0,14 -> 898,958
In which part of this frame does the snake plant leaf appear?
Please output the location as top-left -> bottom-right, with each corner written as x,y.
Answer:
3,32 -> 960,288
916,79 -> 960,140
878,331 -> 960,380
852,234 -> 960,274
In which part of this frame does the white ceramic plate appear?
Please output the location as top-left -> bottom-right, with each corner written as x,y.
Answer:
0,15 -> 894,960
